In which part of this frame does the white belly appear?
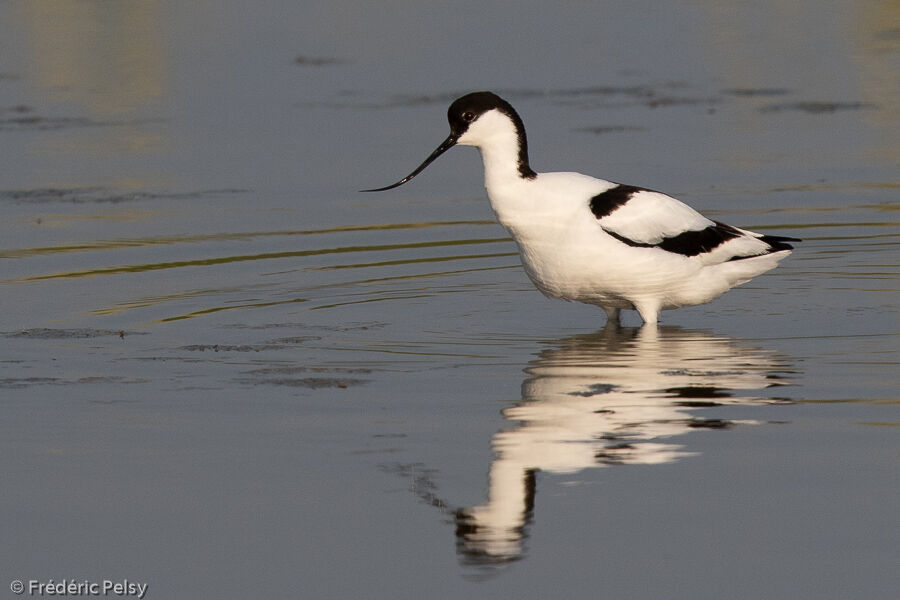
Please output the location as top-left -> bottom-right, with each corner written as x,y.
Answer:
502,213 -> 715,312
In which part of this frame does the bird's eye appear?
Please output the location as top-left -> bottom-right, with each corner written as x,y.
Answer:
462,111 -> 476,122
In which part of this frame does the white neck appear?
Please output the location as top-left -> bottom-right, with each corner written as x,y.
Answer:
458,110 -> 531,192
479,133 -> 526,191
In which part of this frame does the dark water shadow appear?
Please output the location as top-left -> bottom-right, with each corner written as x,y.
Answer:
293,55 -> 347,67
758,101 -> 878,114
2,328 -> 147,339
0,187 -> 247,205
300,84 -> 723,111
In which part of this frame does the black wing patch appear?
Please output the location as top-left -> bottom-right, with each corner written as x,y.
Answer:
723,234 -> 799,261
604,221 -> 743,257
755,234 -> 799,252
589,184 -> 648,219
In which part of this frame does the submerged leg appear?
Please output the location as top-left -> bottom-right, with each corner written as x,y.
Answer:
634,301 -> 660,327
603,307 -> 621,326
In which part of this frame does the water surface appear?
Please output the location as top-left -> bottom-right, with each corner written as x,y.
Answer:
1,2 -> 897,599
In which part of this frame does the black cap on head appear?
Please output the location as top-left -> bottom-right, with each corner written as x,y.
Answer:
447,91 -> 510,136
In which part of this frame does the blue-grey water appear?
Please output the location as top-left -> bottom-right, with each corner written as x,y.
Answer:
1,2 -> 898,599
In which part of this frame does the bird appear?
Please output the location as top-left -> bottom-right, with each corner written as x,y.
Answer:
362,91 -> 799,326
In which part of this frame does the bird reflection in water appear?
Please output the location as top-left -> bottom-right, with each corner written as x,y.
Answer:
398,326 -> 796,568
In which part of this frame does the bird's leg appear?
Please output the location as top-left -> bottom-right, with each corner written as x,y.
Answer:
634,301 -> 660,327
603,307 -> 621,326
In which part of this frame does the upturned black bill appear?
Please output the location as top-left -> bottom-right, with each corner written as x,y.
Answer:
361,134 -> 458,192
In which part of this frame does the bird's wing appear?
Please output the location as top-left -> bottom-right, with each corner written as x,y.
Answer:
590,184 -> 796,260
590,184 -> 715,244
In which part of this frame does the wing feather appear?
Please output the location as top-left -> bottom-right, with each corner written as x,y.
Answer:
590,184 -> 798,263
592,185 -> 714,244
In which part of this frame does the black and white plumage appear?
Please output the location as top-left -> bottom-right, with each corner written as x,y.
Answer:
364,91 -> 799,325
